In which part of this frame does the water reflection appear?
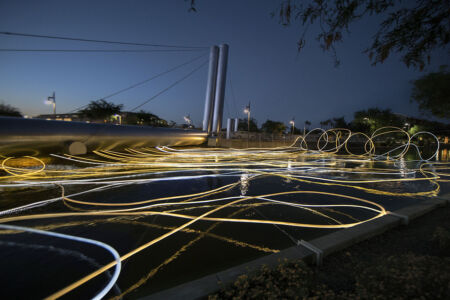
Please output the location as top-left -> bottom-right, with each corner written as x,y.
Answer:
439,148 -> 448,161
0,141 -> 448,299
240,173 -> 249,196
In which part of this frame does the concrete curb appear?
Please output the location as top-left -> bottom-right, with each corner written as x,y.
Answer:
435,192 -> 450,204
143,244 -> 314,300
142,195 -> 449,300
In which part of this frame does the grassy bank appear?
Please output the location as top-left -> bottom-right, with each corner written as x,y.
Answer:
209,204 -> 450,299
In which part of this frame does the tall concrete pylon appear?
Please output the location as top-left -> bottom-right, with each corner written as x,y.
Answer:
211,44 -> 229,135
202,46 -> 219,133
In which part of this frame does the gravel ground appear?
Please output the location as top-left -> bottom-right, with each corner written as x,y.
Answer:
209,202 -> 450,299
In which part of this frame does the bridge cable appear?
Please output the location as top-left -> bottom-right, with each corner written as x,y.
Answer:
67,53 -> 208,113
129,59 -> 209,112
0,31 -> 208,49
0,49 -> 207,53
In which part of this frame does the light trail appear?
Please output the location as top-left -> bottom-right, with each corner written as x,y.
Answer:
0,127 -> 447,298
0,224 -> 121,300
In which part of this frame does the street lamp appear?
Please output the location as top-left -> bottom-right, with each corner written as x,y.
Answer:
113,114 -> 122,125
289,118 -> 295,135
244,102 -> 251,138
45,92 -> 56,115
404,122 -> 410,132
184,114 -> 192,128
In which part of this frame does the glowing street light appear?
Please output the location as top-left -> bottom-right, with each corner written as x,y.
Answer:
404,122 -> 411,132
289,118 -> 295,135
243,102 -> 251,140
113,114 -> 122,125
45,92 -> 56,115
184,115 -> 192,126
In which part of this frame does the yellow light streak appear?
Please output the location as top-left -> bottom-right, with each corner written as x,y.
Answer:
0,126 -> 447,299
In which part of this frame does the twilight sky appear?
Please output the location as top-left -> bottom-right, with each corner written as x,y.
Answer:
0,0 -> 448,127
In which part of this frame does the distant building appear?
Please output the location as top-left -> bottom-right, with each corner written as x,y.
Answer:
123,111 -> 168,127
35,111 -> 169,127
36,113 -> 86,122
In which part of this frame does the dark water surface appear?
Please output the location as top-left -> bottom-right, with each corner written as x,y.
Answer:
0,146 -> 448,299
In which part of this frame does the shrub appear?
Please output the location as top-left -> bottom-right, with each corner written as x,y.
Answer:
431,226 -> 450,252
354,253 -> 450,299
209,260 -> 314,299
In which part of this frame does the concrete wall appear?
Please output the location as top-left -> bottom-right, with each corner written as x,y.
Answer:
0,116 -> 207,155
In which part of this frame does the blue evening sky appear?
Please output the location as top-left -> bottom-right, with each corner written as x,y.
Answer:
0,0 -> 448,127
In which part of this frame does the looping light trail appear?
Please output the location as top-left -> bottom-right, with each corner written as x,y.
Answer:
0,127 -> 447,299
0,224 -> 121,300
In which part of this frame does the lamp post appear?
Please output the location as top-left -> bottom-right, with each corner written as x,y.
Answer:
184,115 -> 192,128
404,122 -> 410,132
244,102 -> 251,139
113,114 -> 122,125
289,118 -> 295,136
46,92 -> 56,115
363,117 -> 370,131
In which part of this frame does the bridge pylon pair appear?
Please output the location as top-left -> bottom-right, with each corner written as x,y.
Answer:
202,44 -> 229,136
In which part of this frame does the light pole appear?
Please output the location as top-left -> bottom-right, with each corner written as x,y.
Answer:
289,118 -> 295,136
404,122 -> 411,132
46,92 -> 56,115
184,115 -> 192,128
244,102 -> 251,139
363,117 -> 370,131
113,114 -> 122,125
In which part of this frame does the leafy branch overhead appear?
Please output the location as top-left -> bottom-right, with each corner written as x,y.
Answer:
411,66 -> 450,119
276,0 -> 449,69
187,0 -> 450,69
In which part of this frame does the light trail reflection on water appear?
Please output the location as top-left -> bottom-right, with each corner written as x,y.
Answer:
0,127 -> 449,299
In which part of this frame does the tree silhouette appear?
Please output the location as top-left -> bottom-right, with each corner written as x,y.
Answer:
320,119 -> 333,129
80,99 -> 123,120
275,0 -> 450,69
261,120 -> 286,134
238,118 -> 259,132
187,0 -> 449,69
0,103 -> 22,117
352,108 -> 403,133
411,66 -> 450,119
332,117 -> 348,128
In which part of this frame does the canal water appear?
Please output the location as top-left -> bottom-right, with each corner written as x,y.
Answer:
0,146 -> 448,299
